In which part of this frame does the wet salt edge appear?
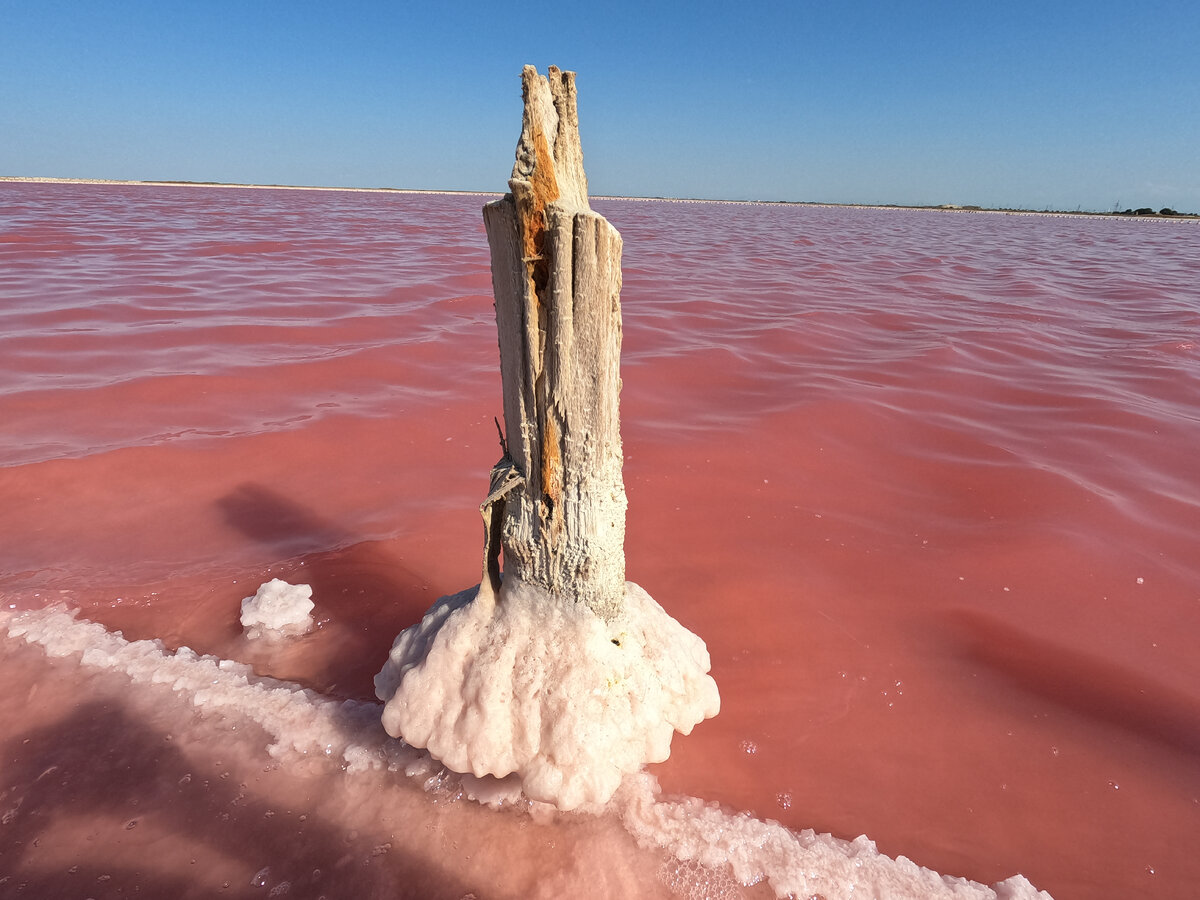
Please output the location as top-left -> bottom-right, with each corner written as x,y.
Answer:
2,602 -> 1051,900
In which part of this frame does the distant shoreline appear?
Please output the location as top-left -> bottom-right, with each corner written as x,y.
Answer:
3,175 -> 1195,221
0,175 -> 500,198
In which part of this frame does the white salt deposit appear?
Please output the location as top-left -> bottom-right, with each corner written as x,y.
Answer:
240,578 -> 314,638
2,603 -> 402,772
1,604 -> 1054,899
374,577 -> 722,810
617,776 -> 1053,900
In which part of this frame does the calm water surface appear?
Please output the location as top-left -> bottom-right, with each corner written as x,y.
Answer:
1,182 -> 1199,899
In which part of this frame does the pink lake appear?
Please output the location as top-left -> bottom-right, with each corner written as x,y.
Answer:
1,181 -> 1198,899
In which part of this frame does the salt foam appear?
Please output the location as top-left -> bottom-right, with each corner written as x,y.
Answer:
2,605 -> 1053,899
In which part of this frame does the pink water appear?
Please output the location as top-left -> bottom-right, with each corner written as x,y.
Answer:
2,182 -> 1199,899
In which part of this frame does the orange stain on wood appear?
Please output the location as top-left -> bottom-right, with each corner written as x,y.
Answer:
520,124 -> 561,297
541,415 -> 563,518
517,122 -> 565,520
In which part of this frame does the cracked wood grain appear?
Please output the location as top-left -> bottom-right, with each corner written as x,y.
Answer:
481,66 -> 626,619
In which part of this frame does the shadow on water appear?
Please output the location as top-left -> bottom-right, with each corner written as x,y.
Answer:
942,609 -> 1200,759
0,697 -> 477,900
217,483 -> 354,558
216,482 -> 456,701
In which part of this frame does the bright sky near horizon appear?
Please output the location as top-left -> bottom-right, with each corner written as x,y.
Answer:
2,0 -> 1198,212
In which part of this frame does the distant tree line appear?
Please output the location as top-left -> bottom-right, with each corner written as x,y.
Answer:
1113,206 -> 1184,217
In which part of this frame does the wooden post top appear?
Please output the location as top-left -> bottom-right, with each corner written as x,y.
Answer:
510,65 -> 590,214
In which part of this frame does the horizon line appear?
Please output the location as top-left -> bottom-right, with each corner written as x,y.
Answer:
3,176 -> 1196,221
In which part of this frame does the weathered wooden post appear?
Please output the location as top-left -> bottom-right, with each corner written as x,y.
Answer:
376,66 -> 718,811
479,65 -> 627,619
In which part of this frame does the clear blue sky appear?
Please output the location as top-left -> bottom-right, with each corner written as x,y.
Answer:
3,0 -> 1198,211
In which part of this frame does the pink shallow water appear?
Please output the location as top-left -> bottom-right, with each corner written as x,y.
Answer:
2,182 -> 1199,898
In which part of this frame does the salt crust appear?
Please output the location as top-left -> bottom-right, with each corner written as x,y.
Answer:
2,605 -> 1054,900
240,578 -> 314,638
616,776 -> 1053,900
2,604 -> 400,772
374,577 -> 722,810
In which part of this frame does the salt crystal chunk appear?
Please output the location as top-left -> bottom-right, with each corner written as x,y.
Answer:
240,579 -> 314,638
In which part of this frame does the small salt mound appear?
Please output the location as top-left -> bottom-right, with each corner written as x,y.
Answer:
374,577 -> 721,811
240,578 -> 314,638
